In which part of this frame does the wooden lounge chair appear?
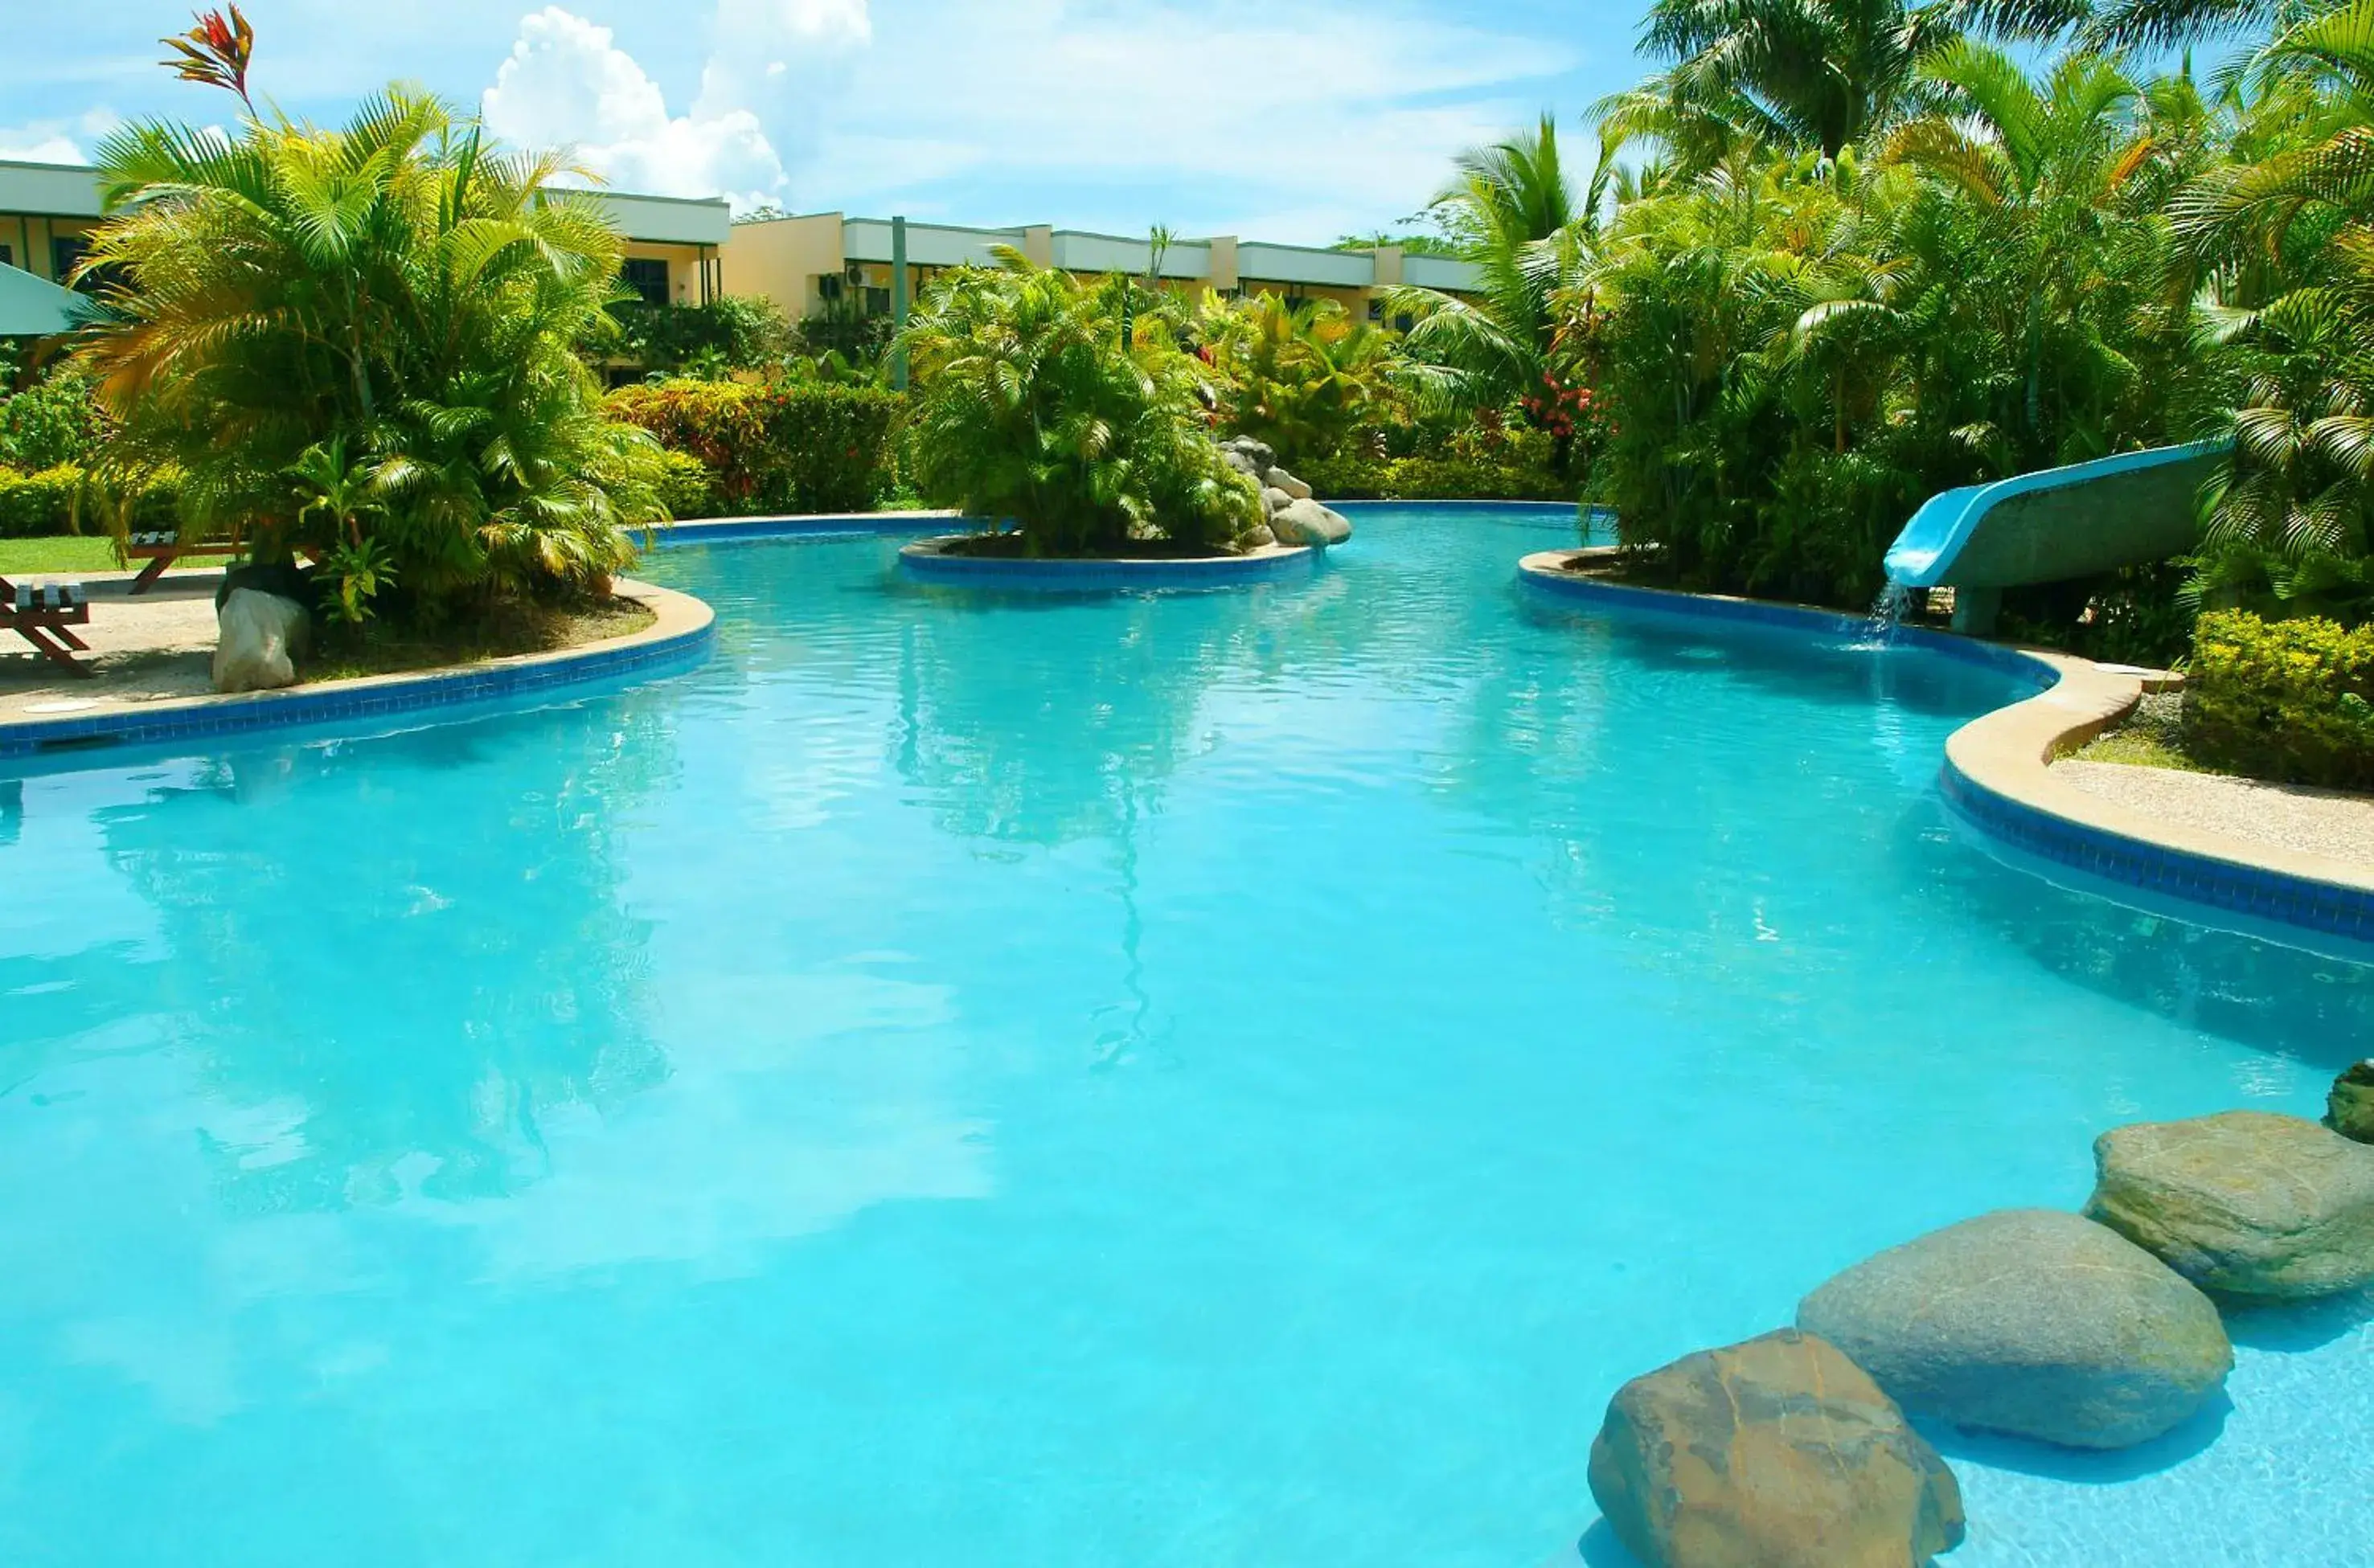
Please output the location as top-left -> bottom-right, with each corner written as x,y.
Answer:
126,529 -> 248,594
0,575 -> 93,678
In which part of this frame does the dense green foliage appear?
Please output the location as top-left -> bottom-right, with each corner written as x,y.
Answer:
606,379 -> 901,516
0,463 -> 180,539
896,257 -> 1261,555
0,465 -> 84,538
72,88 -> 664,617
0,366 -> 105,471
2184,608 -> 2374,784
1202,293 -> 1397,468
605,297 -> 793,380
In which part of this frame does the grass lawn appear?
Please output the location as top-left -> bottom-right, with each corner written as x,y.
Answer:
0,536 -> 129,575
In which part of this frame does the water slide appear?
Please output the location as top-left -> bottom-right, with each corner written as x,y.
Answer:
1882,440 -> 2228,634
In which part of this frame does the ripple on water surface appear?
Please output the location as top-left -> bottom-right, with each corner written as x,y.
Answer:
0,506 -> 2367,1567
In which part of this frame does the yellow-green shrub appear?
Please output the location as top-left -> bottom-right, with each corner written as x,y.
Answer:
0,465 -> 81,537
656,449 -> 718,521
2183,611 -> 2374,789
607,380 -> 900,515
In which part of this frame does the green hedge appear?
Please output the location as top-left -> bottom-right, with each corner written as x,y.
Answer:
0,465 -> 182,540
1298,452 -> 1576,504
0,465 -> 81,538
2184,611 -> 2374,789
606,380 -> 901,516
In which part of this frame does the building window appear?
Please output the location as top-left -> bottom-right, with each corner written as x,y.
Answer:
863,285 -> 892,317
620,257 -> 670,307
1367,299 -> 1384,321
51,235 -> 128,296
1284,294 -> 1311,313
816,273 -> 844,302
0,244 -> 11,269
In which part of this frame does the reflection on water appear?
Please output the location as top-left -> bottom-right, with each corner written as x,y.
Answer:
0,508 -> 2368,1568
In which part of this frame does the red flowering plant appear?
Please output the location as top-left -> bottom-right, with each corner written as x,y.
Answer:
159,6 -> 256,115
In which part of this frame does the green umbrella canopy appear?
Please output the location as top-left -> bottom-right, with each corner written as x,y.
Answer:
0,262 -> 97,339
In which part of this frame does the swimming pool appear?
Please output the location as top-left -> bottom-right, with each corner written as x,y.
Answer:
1,504 -> 2365,1566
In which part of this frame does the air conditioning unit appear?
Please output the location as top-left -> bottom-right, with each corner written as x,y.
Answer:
845,263 -> 867,286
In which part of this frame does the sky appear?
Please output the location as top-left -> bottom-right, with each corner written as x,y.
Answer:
0,0 -> 1654,244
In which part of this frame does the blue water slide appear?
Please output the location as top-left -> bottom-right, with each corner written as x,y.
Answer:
1883,440 -> 2228,633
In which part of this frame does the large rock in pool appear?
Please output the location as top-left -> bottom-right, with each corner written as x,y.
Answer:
1270,497 -> 1351,547
1796,1210 -> 2231,1450
1589,1329 -> 1964,1568
213,587 -> 311,694
2085,1110 -> 2374,1299
2330,1062 -> 2374,1144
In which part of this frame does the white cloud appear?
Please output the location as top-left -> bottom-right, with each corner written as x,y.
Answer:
474,0 -> 1571,240
480,7 -> 789,210
0,109 -> 119,166
777,1 -> 1568,240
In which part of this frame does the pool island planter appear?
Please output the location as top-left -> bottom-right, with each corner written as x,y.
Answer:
1518,549 -> 2374,948
0,579 -> 714,763
896,534 -> 1319,591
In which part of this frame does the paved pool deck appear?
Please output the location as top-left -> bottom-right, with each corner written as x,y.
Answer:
0,571 -> 222,721
2054,759 -> 2374,870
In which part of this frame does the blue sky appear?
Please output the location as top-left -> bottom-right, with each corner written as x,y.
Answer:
1,1 -> 1656,242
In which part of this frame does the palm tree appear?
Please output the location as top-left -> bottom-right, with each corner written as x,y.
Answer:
1384,115 -> 1609,444
1202,293 -> 1397,465
72,88 -> 661,610
1633,0 -> 1963,160
1950,0 -> 2339,46
2170,0 -> 2374,609
1883,42 -> 2174,444
897,252 -> 1259,556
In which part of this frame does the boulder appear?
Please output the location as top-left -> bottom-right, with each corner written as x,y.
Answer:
1219,447 -> 1261,478
1796,1210 -> 2231,1450
1588,1329 -> 1964,1568
2085,1110 -> 2374,1299
1261,485 -> 1293,516
1267,466 -> 1314,501
2330,1062 -> 2374,1144
1242,524 -> 1277,549
1225,436 -> 1276,473
212,588 -> 310,694
1271,497 -> 1352,547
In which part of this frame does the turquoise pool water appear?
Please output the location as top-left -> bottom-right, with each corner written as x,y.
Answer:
1,505 -> 2367,1566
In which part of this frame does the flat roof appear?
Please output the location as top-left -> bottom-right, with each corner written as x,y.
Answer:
0,159 -> 732,246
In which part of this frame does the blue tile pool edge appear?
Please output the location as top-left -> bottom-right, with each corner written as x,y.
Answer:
1516,552 -> 2374,948
0,582 -> 715,764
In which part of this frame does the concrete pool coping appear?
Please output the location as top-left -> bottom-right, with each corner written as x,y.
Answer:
0,578 -> 714,763
1518,548 -> 2374,948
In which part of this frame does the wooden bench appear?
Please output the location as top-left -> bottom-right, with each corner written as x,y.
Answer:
127,530 -> 248,594
0,575 -> 93,677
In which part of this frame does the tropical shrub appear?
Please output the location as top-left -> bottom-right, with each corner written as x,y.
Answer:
896,257 -> 1261,555
1302,452 -> 1574,503
606,379 -> 900,515
1201,293 -> 1398,467
2184,608 -> 2374,786
655,448 -> 720,520
605,296 -> 793,379
0,466 -> 82,538
0,464 -> 180,538
71,86 -> 662,615
0,369 -> 106,470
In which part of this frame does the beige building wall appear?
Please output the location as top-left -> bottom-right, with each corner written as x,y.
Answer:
2,215 -> 97,283
719,213 -> 847,316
